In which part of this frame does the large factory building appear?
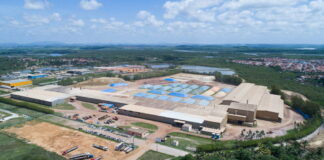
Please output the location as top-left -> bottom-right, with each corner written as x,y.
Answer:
10,89 -> 71,106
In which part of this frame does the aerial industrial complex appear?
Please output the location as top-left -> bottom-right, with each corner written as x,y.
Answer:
8,73 -> 285,135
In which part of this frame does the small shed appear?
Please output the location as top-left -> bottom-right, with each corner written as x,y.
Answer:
182,123 -> 192,132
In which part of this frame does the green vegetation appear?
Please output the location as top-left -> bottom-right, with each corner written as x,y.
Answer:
290,96 -> 321,116
0,103 -> 45,118
0,117 -> 30,129
270,85 -> 283,96
0,133 -> 65,160
161,132 -> 214,152
215,71 -> 242,85
81,102 -> 96,110
0,111 -> 11,119
131,122 -> 158,130
138,150 -> 174,160
123,69 -> 181,81
32,77 -> 57,86
53,102 -> 75,110
0,90 -> 10,95
0,97 -> 54,114
174,141 -> 324,160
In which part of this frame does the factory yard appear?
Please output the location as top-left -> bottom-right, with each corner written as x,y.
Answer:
5,121 -> 132,160
2,72 -> 310,159
46,73 -> 305,141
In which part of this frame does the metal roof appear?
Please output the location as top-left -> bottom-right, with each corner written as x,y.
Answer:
159,110 -> 204,124
11,89 -> 70,102
1,79 -> 30,84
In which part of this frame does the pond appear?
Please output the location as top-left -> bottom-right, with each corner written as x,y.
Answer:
180,65 -> 236,75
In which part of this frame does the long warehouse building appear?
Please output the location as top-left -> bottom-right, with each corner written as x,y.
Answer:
10,89 -> 71,106
119,104 -> 227,130
0,79 -> 32,87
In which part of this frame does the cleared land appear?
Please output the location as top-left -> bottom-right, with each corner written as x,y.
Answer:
138,150 -> 174,160
5,121 -> 133,160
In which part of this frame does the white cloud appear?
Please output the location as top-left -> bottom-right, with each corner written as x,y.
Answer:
24,0 -> 49,10
137,10 -> 164,27
80,0 -> 103,10
71,19 -> 85,27
51,13 -> 62,21
90,18 -> 108,24
222,0 -> 299,10
90,17 -> 130,30
163,0 -> 221,22
23,14 -> 50,25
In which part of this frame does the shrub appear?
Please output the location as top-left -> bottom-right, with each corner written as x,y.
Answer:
0,97 -> 54,114
215,72 -> 242,85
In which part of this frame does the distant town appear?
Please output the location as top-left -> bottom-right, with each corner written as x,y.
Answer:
233,58 -> 324,73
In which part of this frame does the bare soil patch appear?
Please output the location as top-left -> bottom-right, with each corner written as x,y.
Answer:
5,121 -> 133,160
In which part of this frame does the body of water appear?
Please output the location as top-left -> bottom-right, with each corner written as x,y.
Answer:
180,65 -> 236,75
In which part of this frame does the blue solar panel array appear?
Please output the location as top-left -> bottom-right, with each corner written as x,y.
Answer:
136,82 -> 220,106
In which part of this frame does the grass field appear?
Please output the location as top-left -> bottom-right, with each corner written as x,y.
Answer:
138,150 -> 174,160
0,111 -> 11,119
131,122 -> 158,130
0,103 -> 45,118
53,103 -> 75,110
81,102 -> 97,110
161,132 -> 214,152
0,90 -> 9,95
0,132 -> 65,160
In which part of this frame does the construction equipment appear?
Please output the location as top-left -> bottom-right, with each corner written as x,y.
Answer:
70,97 -> 76,102
62,146 -> 78,155
92,144 -> 108,151
98,115 -> 109,121
115,142 -> 124,151
69,153 -> 94,160
125,147 -> 133,153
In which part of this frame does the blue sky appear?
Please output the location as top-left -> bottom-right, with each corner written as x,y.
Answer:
0,0 -> 324,44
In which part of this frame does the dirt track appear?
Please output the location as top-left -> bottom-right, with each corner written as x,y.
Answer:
5,121 -> 134,160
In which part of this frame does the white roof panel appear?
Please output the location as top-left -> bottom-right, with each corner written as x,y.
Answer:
159,110 -> 204,124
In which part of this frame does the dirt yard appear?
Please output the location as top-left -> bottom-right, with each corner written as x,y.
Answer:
74,77 -> 125,87
309,130 -> 324,148
5,121 -> 134,160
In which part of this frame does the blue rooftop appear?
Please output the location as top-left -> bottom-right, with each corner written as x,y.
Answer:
102,88 -> 117,93
192,95 -> 214,101
110,83 -> 128,87
134,93 -> 147,97
164,78 -> 177,82
168,92 -> 188,98
169,97 -> 182,102
149,90 -> 167,95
